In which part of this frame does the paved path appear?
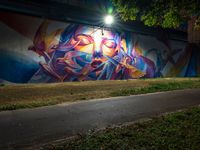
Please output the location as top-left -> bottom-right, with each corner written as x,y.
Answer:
1,89 -> 200,149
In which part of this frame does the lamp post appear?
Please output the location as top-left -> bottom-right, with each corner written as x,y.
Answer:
101,14 -> 114,35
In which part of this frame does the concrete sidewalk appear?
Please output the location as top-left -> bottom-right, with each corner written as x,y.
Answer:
1,89 -> 200,149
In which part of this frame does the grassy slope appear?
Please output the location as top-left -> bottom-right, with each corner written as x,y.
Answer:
47,106 -> 200,150
0,78 -> 200,111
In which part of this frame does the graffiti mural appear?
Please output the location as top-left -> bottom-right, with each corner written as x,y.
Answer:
29,22 -> 153,82
0,11 -> 199,83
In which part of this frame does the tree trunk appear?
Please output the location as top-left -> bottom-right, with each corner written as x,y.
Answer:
188,17 -> 200,45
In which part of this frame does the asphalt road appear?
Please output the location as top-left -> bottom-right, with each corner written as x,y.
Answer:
1,89 -> 200,149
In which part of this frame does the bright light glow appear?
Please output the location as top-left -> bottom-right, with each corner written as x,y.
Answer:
104,15 -> 114,25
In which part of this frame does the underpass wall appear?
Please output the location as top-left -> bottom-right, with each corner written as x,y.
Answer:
0,11 -> 199,83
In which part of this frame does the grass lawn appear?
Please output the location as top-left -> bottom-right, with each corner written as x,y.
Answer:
0,78 -> 200,111
45,106 -> 200,150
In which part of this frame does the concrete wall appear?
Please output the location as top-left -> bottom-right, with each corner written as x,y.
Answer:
0,11 -> 199,83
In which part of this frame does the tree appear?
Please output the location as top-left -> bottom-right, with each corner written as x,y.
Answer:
112,0 -> 200,44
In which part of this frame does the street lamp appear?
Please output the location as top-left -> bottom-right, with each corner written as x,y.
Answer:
104,15 -> 114,25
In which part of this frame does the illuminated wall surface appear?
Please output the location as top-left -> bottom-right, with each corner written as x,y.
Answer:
0,11 -> 200,83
